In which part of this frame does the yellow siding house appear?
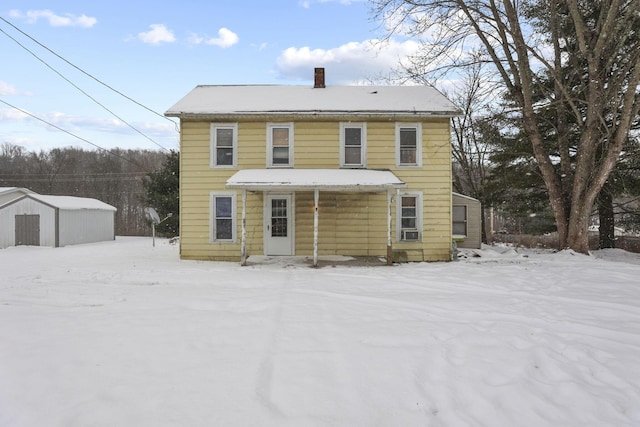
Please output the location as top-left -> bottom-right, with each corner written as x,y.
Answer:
166,69 -> 461,265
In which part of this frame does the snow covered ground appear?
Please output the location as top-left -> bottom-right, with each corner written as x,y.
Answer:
1,237 -> 640,427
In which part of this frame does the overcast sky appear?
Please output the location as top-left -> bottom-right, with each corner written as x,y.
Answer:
0,0 -> 421,153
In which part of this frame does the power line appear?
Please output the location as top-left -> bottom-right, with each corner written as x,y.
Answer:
1,16 -> 178,132
0,25 -> 171,152
0,98 -> 151,170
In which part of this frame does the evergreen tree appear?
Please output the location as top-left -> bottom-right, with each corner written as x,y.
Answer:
143,150 -> 179,236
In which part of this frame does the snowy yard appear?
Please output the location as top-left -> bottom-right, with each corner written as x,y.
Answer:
1,238 -> 640,427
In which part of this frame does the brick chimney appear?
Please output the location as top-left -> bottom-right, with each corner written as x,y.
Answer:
314,67 -> 325,88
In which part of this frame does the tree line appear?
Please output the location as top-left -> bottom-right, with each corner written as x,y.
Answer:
0,143 -> 172,236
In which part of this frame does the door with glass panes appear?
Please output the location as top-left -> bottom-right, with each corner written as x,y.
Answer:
264,194 -> 294,255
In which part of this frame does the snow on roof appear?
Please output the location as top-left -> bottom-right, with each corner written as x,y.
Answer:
0,187 -> 35,195
25,194 -> 117,211
226,169 -> 407,192
453,192 -> 481,203
166,85 -> 461,118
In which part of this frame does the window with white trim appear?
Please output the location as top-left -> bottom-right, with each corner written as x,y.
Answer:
452,205 -> 468,236
340,122 -> 367,168
211,123 -> 237,168
397,192 -> 423,241
396,123 -> 422,167
267,123 -> 294,167
210,192 -> 236,243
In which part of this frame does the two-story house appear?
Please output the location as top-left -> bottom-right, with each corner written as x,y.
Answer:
166,68 -> 461,266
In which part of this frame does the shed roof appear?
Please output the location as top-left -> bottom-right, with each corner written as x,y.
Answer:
226,169 -> 406,192
452,192 -> 481,203
166,85 -> 461,119
2,194 -> 117,211
0,187 -> 35,195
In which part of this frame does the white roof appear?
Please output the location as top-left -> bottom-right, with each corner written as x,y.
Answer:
166,85 -> 461,118
0,187 -> 35,195
226,169 -> 406,192
14,194 -> 117,211
452,192 -> 480,203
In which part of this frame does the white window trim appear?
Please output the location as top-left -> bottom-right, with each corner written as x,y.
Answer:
395,123 -> 422,167
396,191 -> 423,242
210,191 -> 237,243
339,122 -> 367,168
266,122 -> 294,168
210,123 -> 238,169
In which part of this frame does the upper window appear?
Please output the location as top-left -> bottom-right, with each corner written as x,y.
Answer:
210,192 -> 236,243
340,122 -> 367,168
211,123 -> 238,168
397,192 -> 423,242
267,123 -> 294,167
453,205 -> 468,236
396,123 -> 422,167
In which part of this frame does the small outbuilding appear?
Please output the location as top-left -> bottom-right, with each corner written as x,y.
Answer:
452,192 -> 482,249
0,193 -> 116,248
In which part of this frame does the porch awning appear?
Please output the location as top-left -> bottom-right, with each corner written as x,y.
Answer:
226,169 -> 407,192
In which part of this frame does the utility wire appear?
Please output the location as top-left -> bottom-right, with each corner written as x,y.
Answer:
0,15 -> 179,134
0,98 -> 150,170
0,25 -> 171,152
0,16 -> 178,130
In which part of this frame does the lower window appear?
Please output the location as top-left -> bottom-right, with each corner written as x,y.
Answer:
210,192 -> 236,242
397,192 -> 423,241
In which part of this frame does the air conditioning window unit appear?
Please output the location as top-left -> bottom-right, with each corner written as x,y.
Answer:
402,229 -> 420,241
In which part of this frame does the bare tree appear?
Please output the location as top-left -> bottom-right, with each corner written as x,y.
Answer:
446,61 -> 498,243
372,0 -> 640,253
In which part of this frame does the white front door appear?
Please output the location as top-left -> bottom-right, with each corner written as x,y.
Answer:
264,194 -> 294,255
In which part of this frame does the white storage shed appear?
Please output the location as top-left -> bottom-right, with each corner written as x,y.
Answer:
0,194 -> 117,248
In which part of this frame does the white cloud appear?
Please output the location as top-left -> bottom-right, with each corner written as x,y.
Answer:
187,32 -> 204,45
275,38 -> 420,84
189,28 -> 239,48
0,81 -> 19,96
1,109 -> 140,135
137,24 -> 176,45
207,28 -> 239,48
0,108 -> 30,121
9,9 -> 96,28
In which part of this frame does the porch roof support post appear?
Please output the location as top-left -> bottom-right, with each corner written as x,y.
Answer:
240,188 -> 247,266
387,189 -> 393,265
313,189 -> 319,268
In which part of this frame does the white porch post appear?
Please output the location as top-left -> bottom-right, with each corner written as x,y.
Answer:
240,189 -> 247,266
387,189 -> 393,265
313,189 -> 319,267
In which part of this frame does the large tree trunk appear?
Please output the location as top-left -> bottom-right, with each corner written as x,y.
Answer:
566,200 -> 591,254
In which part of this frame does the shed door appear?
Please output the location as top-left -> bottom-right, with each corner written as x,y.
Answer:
15,214 -> 40,246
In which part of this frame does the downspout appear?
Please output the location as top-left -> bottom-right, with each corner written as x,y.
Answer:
241,189 -> 247,266
313,189 -> 319,267
386,189 -> 392,265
